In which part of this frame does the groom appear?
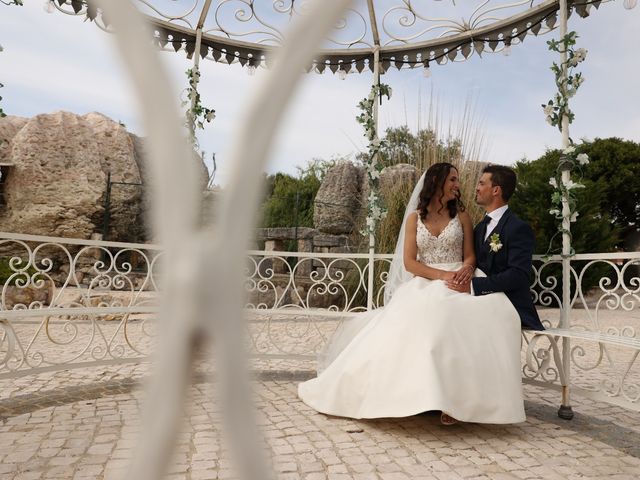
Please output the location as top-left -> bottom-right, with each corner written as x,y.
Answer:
447,165 -> 544,331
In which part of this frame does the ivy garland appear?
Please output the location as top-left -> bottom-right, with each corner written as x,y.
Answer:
356,82 -> 392,236
542,32 -> 587,131
542,31 -> 589,256
182,66 -> 215,149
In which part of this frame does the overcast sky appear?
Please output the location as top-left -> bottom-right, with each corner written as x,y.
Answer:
1,1 -> 638,185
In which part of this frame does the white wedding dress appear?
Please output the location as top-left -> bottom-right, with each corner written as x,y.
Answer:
298,215 -> 525,424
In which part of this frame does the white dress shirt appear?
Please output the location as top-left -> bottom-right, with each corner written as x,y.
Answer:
483,205 -> 509,241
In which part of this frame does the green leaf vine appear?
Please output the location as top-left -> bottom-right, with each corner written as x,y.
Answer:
542,31 -> 589,257
356,82 -> 392,236
542,31 -> 587,131
182,66 -> 215,150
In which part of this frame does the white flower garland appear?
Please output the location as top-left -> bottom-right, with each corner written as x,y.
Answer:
356,82 -> 392,236
182,66 -> 215,150
543,31 -> 590,257
542,32 -> 586,130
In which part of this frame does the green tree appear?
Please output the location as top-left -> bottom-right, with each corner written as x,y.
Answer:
510,141 -> 629,303
260,158 -> 335,229
580,138 -> 640,237
360,126 -> 465,173
511,148 -> 620,256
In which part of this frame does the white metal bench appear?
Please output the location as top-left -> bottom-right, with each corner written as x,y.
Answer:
525,326 -> 640,418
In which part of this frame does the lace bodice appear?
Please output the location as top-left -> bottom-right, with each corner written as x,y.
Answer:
416,213 -> 463,265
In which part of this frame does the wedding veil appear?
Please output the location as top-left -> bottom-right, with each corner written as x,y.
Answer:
317,171 -> 426,373
383,171 -> 426,304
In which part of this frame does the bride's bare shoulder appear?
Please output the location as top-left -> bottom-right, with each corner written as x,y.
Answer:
406,211 -> 419,224
457,209 -> 473,227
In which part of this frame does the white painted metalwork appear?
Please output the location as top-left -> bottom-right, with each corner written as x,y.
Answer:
2,231 -> 639,412
48,0 -> 616,73
75,1 -> 354,478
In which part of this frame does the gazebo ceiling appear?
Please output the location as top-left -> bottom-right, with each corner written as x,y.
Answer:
52,0 -> 609,73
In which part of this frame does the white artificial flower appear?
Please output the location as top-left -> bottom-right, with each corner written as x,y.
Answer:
574,48 -> 587,62
489,233 -> 503,253
205,111 -> 216,122
368,169 -> 380,180
543,105 -> 554,116
549,177 -> 558,188
368,191 -> 378,203
576,153 -> 589,165
570,211 -> 579,222
366,217 -> 375,229
371,205 -> 382,219
549,208 -> 561,216
562,178 -> 584,190
563,145 -> 576,154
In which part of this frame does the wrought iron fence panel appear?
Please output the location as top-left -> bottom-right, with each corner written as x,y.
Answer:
1,232 -> 639,411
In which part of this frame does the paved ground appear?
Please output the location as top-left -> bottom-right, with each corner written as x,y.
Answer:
1,308 -> 639,479
1,360 -> 640,480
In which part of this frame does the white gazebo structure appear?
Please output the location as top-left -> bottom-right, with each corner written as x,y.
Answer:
1,1 -> 639,478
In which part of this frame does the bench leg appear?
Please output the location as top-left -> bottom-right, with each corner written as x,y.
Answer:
558,386 -> 574,420
558,336 -> 573,420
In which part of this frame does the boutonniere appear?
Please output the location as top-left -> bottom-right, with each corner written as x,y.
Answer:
489,233 -> 503,253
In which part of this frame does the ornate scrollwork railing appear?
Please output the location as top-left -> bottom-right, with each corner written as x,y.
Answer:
525,253 -> 640,409
2,231 -> 639,410
0,232 -> 162,378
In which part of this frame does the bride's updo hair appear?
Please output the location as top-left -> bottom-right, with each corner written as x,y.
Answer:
417,162 -> 465,220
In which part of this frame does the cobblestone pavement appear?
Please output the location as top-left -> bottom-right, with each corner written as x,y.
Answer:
1,308 -> 639,479
1,363 -> 640,480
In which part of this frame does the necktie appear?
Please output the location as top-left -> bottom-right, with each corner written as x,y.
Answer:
480,215 -> 491,241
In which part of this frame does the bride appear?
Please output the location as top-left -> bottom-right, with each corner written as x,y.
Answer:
298,162 -> 525,424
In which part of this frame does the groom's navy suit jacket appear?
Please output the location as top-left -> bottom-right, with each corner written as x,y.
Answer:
472,209 -> 544,331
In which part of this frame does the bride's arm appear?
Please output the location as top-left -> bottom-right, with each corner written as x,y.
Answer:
451,210 -> 476,284
403,212 -> 454,281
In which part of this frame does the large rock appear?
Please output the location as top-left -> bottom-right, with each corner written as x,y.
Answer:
0,111 -> 208,241
313,162 -> 420,235
84,112 -> 144,241
0,115 -> 28,164
379,163 -> 419,195
1,111 -> 106,239
313,162 -> 366,234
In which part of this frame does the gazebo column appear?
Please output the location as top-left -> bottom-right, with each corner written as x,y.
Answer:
558,0 -> 574,421
367,46 -> 381,311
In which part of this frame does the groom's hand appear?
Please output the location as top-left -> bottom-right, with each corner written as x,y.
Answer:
452,265 -> 474,285
446,279 -> 471,294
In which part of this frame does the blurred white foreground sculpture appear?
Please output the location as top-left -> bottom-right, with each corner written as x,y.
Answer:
90,0 -> 353,479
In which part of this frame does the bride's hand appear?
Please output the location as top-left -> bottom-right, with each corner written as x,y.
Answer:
440,271 -> 456,282
452,265 -> 474,285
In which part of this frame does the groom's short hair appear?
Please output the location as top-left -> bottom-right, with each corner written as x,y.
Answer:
483,165 -> 516,201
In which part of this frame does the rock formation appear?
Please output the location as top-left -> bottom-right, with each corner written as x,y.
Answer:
0,111 -> 208,242
313,161 -> 366,235
313,162 -> 419,235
